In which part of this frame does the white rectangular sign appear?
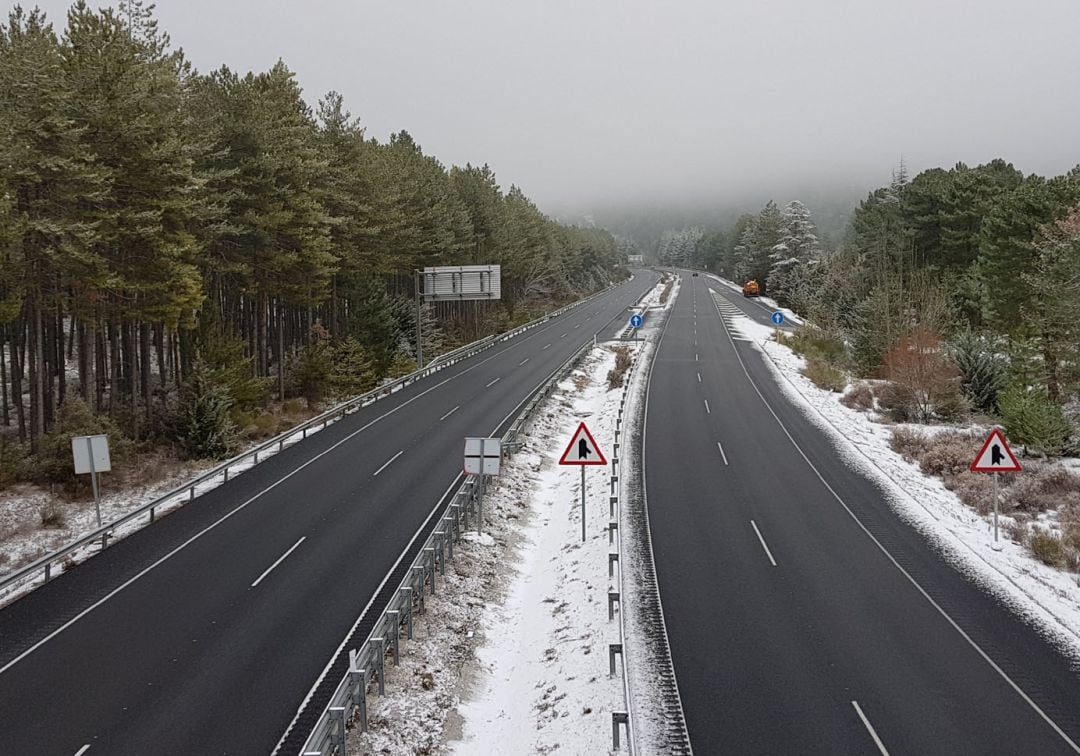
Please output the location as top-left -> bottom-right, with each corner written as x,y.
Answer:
72,434 -> 111,474
464,437 -> 501,475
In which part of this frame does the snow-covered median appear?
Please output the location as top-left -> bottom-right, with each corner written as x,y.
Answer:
725,304 -> 1080,661
347,345 -> 635,755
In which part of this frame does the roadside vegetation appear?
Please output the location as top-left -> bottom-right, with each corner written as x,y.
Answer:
0,3 -> 628,509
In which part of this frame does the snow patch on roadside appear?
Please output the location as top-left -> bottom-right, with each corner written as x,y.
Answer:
723,301 -> 1080,660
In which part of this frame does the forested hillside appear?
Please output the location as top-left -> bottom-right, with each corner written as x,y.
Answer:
0,3 -> 625,481
682,159 -> 1080,454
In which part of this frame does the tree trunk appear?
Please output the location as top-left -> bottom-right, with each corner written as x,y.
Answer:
28,301 -> 45,451
140,321 -> 152,420
1,323 -> 9,427
12,316 -> 26,441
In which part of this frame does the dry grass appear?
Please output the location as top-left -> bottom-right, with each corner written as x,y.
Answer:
39,503 -> 67,529
802,358 -> 846,393
606,346 -> 632,390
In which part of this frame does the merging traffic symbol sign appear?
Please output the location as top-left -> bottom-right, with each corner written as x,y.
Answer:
970,428 -> 1022,473
558,421 -> 607,466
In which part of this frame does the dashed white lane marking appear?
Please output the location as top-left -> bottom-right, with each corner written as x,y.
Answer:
543,343 -> 552,350
717,441 -> 729,465
519,358 -> 530,366
373,450 -> 404,477
751,520 -> 777,567
561,333 -> 567,338
852,701 -> 890,755
251,537 -> 306,588
697,373 -> 701,383
74,747 -> 91,756
486,377 -> 501,388
704,399 -> 711,414
439,406 -> 459,421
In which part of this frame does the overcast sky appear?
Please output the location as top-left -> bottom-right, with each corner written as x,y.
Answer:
30,0 -> 1080,215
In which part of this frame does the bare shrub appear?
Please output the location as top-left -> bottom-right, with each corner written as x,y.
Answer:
1007,467 -> 1080,513
840,383 -> 874,411
882,327 -> 963,423
918,433 -> 980,477
889,427 -> 928,462
802,358 -> 846,393
1005,517 -> 1030,544
1029,530 -> 1066,568
606,346 -> 633,390
877,381 -> 918,422
39,503 -> 67,530
946,472 -> 994,515
1061,505 -> 1080,571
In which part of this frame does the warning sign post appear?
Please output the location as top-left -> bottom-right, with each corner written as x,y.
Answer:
970,428 -> 1022,549
559,422 -> 607,542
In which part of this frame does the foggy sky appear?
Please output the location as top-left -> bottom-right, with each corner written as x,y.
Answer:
26,0 -> 1080,216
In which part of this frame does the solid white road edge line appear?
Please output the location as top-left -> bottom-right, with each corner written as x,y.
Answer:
439,406 -> 459,421
251,538 -> 306,588
373,451 -> 404,477
750,520 -> 777,567
852,701 -> 890,755
0,281 -> 647,678
716,441 -> 729,466
711,283 -> 1080,753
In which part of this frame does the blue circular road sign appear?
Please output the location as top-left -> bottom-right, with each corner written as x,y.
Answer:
771,311 -> 785,326
630,314 -> 643,328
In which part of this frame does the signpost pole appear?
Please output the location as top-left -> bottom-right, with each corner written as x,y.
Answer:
581,465 -> 586,543
87,437 -> 102,528
992,471 -> 1000,549
478,474 -> 484,535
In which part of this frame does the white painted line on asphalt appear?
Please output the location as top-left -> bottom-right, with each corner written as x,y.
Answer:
712,296 -> 1080,754
852,701 -> 889,755
574,324 -> 581,329
704,399 -> 710,415
519,358 -> 530,366
543,343 -> 551,350
74,747 -> 91,756
373,450 -> 404,477
751,520 -> 777,566
697,372 -> 701,383
717,441 -> 729,465
0,280 -> 656,681
486,377 -> 501,388
251,537 -> 306,588
439,405 -> 459,421
695,353 -> 699,361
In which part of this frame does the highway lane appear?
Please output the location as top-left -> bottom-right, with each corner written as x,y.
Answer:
0,271 -> 657,755
643,272 -> 1080,753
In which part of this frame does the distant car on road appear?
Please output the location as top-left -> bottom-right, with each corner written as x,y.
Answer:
692,272 -> 698,277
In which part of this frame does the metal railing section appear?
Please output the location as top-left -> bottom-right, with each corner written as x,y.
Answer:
0,281 -> 625,601
297,339 -> 599,755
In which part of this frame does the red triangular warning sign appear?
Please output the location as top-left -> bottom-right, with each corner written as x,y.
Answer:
558,421 -> 607,466
970,428 -> 1022,473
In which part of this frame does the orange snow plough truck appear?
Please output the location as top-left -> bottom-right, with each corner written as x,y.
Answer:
742,280 -> 761,297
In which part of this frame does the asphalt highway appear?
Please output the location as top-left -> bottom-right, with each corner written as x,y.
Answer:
0,272 -> 657,755
643,271 -> 1080,754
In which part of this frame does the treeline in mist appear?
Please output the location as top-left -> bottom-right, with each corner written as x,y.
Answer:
0,2 -> 625,476
670,159 -> 1080,453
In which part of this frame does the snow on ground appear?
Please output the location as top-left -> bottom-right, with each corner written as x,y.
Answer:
0,420 -> 330,608
347,345 -> 635,756
704,272 -> 804,325
721,297 -> 1080,661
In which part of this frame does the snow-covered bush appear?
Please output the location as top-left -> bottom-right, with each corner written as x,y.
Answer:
840,382 -> 874,411
918,434 -> 978,477
802,358 -> 846,393
888,427 -> 928,461
944,473 -> 994,515
1007,466 -> 1080,513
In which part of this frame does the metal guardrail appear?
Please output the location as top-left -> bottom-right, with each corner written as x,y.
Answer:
298,336 -> 600,755
0,282 -> 624,601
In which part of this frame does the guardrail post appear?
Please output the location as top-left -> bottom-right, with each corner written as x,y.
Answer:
374,637 -> 386,695
436,532 -> 446,576
443,519 -> 454,559
608,521 -> 618,544
608,552 -> 618,577
190,486 -> 195,501
401,587 -> 414,639
44,562 -> 51,582
411,566 -> 426,613
101,531 -> 109,550
608,591 -> 620,621
610,476 -> 618,495
612,712 -> 629,749
609,643 -> 623,676
424,547 -> 436,595
387,610 -> 400,665
349,650 -> 368,733
150,506 -> 155,523
328,706 -> 346,748
223,466 -> 229,482
609,496 -> 618,517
